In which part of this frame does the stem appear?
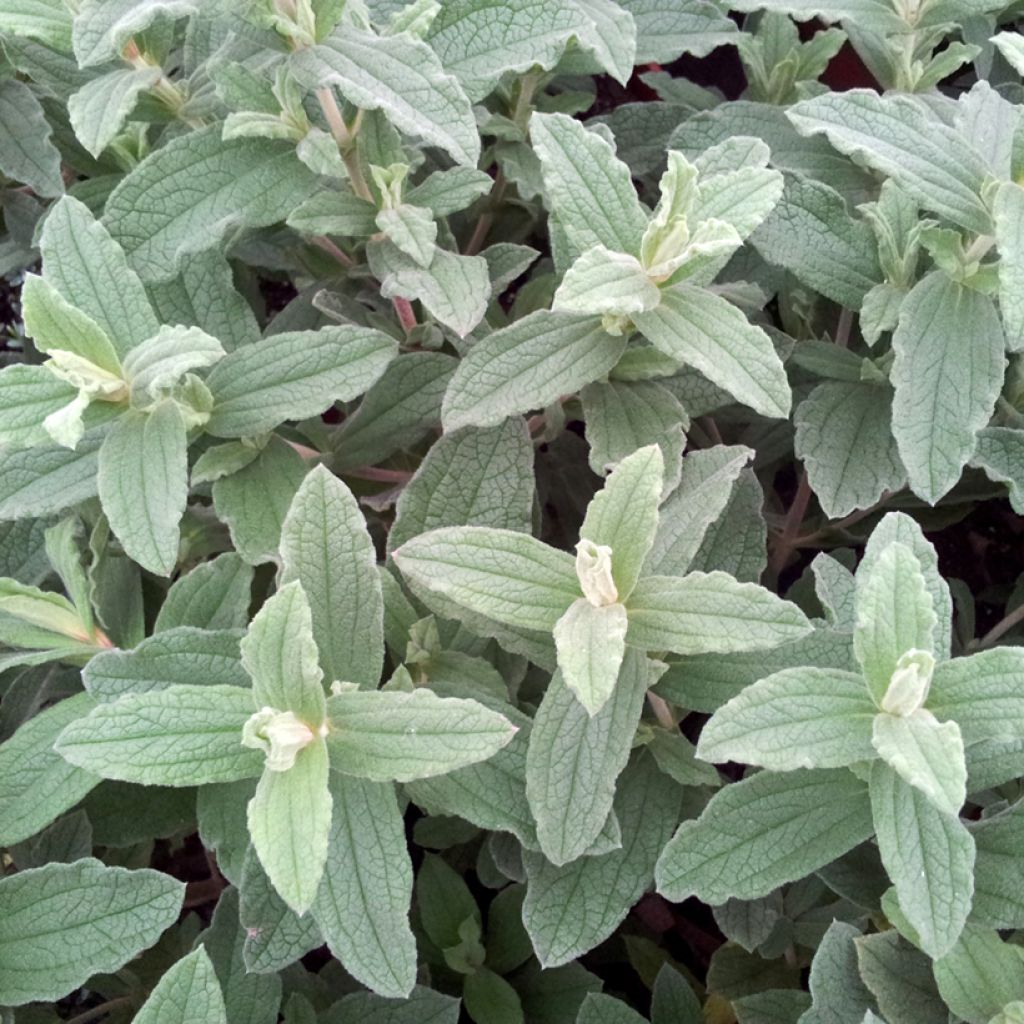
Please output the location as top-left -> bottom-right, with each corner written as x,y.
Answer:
647,692 -> 676,730
311,235 -> 354,267
66,997 -> 134,1024
792,492 -> 893,548
834,307 -> 854,349
315,87 -> 372,201
767,470 -> 812,580
344,466 -> 414,483
965,234 -> 996,264
392,297 -> 417,333
464,171 -> 506,256
973,601 -> 1024,650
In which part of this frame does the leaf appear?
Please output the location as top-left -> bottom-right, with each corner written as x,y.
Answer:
103,127 -> 320,283
553,246 -> 660,317
393,525 -> 578,633
376,204 -> 436,268
625,572 -> 811,655
853,541 -> 936,704
0,857 -> 184,1006
68,67 -> 162,159
0,364 -> 77,450
855,931 -> 946,1024
290,29 -> 480,166
135,947 -> 227,1024
522,754 -> 680,967
388,418 -> 535,554
0,0 -> 72,49
800,921 -> 878,1024
212,437 -> 308,566
929,647 -> 1024,745
994,182 -> 1024,353
891,272 -> 1006,504
622,0 -> 737,63
441,310 -> 625,431
39,197 -> 159,359
525,650 -> 650,866
205,326 -> 397,437
0,692 -> 98,846
82,627 -> 248,702
971,427 -> 1024,513
697,667 -> 876,771
325,986 -> 460,1024
634,285 -> 791,419
0,76 -> 62,199
248,738 -> 331,915
311,772 -> 417,998
553,598 -> 628,716
326,687 -> 516,782
55,683 -> 264,786
869,762 -> 974,959
281,466 -> 384,689
73,0 -> 199,66
121,324 -> 225,404
242,581 -> 326,725
752,176 -> 881,310
795,382 -> 906,519
655,768 -> 874,903
463,968 -> 524,1024
531,112 -> 648,257
970,802 -> 1024,929
787,90 -> 991,233
933,926 -> 1024,1024
155,553 -> 253,633
872,711 -> 966,816
372,242 -> 491,338
577,993 -> 649,1024
581,443 -> 664,600
0,427 -> 105,520
97,401 -> 187,576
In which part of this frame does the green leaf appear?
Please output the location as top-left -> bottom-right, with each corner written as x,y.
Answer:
376,204 -> 437,268
697,667 -> 876,771
388,418 -> 535,554
281,465 -> 384,689
971,427 -> 1024,514
625,572 -> 811,655
242,580 -> 326,726
970,801 -> 1024,929
872,711 -> 966,816
463,967 -> 524,1024
800,921 -> 877,1024
752,176 -> 880,310
581,443 -> 664,600
525,650 -> 650,866
205,326 -> 397,437
97,401 -> 187,576
371,242 -> 491,338
553,598 -> 628,717
72,0 -> 198,66
121,324 -> 225,404
39,197 -> 159,360
531,112 -> 648,257
554,246 -> 660,317
68,67 -> 162,159
655,768 -> 874,903
0,857 -> 184,1005
0,364 -> 77,450
994,182 -> 1024,353
0,0 -> 72,49
21,273 -> 122,374
0,692 -> 98,845
853,541 -> 936,704
891,272 -> 1006,504
578,993 -> 649,1024
523,753 -> 680,967
788,90 -> 992,234
0,428 -> 105,520
325,687 -> 517,782
55,683 -> 264,786
325,986 -> 460,1024
135,947 -> 227,1024
82,627 -> 247,702
155,553 -> 253,632
104,127 -> 319,282
869,762 -> 974,959
855,931 -> 946,1024
312,772 -> 417,997
393,525 -> 578,633
0,79 -> 63,198
933,926 -> 1024,1024
624,0 -> 736,63
248,737 -> 331,915
211,437 -> 309,566
929,647 -> 1024,745
291,29 -> 480,166
795,382 -> 906,519
634,285 -> 791,419
442,310 -> 625,431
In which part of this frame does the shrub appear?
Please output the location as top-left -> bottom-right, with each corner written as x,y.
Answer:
1,1 -> 1024,1022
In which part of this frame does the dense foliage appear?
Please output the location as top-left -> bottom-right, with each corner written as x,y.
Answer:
3,0 -> 1024,1021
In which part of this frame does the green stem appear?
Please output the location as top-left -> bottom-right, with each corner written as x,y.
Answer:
316,87 -> 372,201
65,997 -> 134,1024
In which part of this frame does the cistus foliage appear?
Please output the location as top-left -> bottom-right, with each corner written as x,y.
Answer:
3,1 -> 1024,1022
